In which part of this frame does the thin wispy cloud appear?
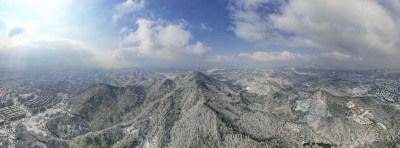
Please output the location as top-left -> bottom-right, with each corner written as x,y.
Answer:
113,0 -> 145,22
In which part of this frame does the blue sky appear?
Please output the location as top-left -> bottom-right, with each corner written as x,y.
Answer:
1,0 -> 400,69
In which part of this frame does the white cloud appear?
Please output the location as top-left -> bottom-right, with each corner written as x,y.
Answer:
113,0 -> 145,22
0,38 -> 101,68
190,42 -> 211,55
0,38 -> 25,50
206,55 -> 238,62
271,0 -> 398,56
320,52 -> 352,61
112,18 -> 211,62
239,51 -> 314,61
119,26 -> 132,34
229,0 -> 400,63
238,50 -> 365,65
228,0 -> 282,45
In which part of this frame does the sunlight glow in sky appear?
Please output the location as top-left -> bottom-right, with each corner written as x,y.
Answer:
1,0 -> 400,69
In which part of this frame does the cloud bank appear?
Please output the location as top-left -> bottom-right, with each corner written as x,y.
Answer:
239,51 -> 314,61
0,38 -> 100,69
229,0 -> 400,65
206,55 -> 238,62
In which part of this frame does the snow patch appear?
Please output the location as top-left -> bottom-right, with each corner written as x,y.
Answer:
143,136 -> 158,148
377,123 -> 387,130
295,99 -> 310,112
245,86 -> 252,91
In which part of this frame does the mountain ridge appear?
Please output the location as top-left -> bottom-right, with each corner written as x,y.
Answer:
15,71 -> 400,148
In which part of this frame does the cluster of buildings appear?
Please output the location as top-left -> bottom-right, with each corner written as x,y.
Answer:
0,106 -> 26,123
0,69 -> 151,128
24,93 -> 62,115
370,80 -> 399,102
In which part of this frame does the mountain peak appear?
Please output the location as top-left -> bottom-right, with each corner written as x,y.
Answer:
186,71 -> 210,81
